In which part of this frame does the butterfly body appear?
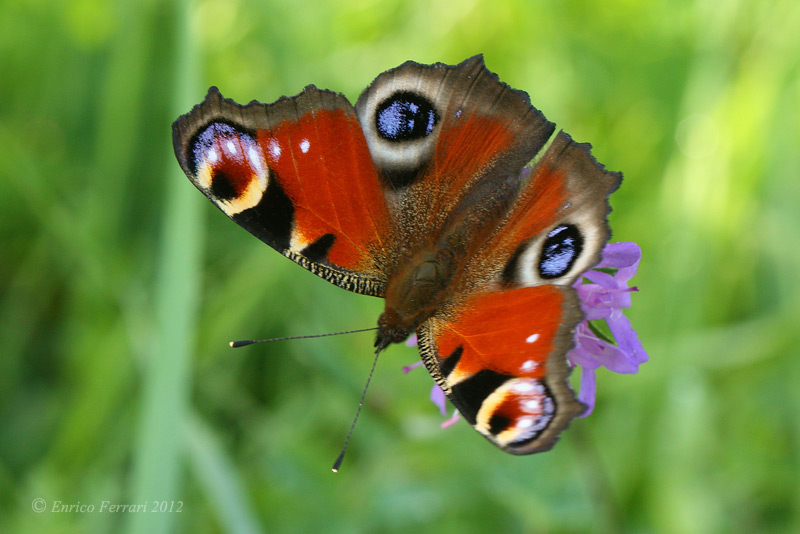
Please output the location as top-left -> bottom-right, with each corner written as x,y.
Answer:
378,174 -> 520,347
173,56 -> 621,454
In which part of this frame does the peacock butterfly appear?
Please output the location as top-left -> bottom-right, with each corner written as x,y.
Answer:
172,56 -> 621,455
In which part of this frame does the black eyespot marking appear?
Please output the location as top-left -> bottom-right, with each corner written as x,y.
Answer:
301,233 -> 336,263
488,414 -> 512,435
210,172 -> 237,201
375,91 -> 438,142
538,224 -> 583,279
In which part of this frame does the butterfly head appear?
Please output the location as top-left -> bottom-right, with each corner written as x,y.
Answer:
375,310 -> 411,351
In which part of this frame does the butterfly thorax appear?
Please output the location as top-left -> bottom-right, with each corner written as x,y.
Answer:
376,245 -> 459,349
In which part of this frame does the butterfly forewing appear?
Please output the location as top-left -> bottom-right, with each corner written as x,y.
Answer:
355,56 -> 555,254
173,87 -> 395,296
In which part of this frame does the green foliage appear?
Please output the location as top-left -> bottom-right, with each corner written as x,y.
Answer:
1,0 -> 798,532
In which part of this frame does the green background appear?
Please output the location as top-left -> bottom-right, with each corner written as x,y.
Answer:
2,0 -> 798,532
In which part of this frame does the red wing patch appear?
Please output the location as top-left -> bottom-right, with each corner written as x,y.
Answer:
260,108 -> 391,270
435,286 -> 562,382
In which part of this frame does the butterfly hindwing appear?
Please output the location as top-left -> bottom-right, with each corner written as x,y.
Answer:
173,86 -> 394,296
418,285 -> 585,453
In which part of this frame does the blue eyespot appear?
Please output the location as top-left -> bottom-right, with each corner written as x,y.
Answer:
538,224 -> 583,279
375,92 -> 438,142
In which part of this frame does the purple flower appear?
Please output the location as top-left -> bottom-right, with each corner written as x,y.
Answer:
568,242 -> 647,416
404,242 -> 646,424
403,335 -> 463,428
430,385 -> 461,428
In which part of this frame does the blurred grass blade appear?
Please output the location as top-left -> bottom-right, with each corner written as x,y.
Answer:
185,412 -> 263,534
125,0 -> 201,533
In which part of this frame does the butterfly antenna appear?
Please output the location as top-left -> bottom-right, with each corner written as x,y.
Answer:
229,327 -> 378,348
332,345 -> 383,473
